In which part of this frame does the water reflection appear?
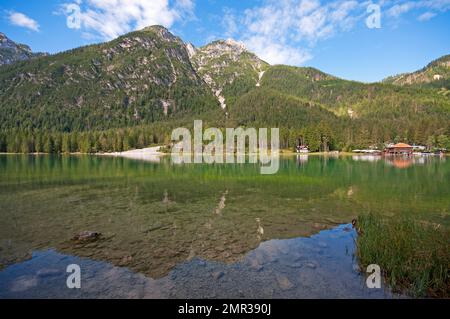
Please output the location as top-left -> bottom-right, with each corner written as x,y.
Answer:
296,154 -> 309,166
0,225 -> 398,299
0,155 -> 448,298
384,157 -> 414,169
352,155 -> 381,162
351,154 -> 446,167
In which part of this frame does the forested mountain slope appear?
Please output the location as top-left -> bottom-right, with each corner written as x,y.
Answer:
383,55 -> 450,95
191,39 -> 269,109
0,26 -> 219,131
0,26 -> 448,152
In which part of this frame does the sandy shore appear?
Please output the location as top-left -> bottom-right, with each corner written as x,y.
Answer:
99,146 -> 165,162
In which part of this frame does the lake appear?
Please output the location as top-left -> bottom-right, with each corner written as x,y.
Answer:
0,154 -> 448,298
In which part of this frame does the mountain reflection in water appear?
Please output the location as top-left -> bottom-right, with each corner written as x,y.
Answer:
0,225 -> 396,299
0,155 -> 448,298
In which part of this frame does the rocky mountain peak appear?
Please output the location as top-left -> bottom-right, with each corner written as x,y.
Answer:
432,54 -> 450,68
185,42 -> 197,59
0,33 -> 40,66
0,33 -> 28,50
140,25 -> 181,43
383,54 -> 450,88
224,39 -> 246,50
0,27 -> 215,131
199,39 -> 249,59
190,38 -> 269,110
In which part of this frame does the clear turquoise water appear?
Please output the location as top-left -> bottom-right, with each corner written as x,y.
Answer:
0,154 -> 448,298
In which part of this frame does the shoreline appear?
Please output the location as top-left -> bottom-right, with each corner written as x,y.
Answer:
97,146 -> 165,162
0,149 -> 448,157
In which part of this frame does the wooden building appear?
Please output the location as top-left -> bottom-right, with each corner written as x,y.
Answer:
384,143 -> 413,156
296,145 -> 309,154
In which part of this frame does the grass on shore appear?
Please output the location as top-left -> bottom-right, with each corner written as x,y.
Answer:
356,213 -> 449,298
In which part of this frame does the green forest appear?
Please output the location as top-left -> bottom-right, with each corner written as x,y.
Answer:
1,122 -> 449,154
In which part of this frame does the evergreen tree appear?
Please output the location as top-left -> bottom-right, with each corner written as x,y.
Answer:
43,134 -> 54,153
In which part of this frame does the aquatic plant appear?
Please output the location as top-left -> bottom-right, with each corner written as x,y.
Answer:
357,213 -> 449,297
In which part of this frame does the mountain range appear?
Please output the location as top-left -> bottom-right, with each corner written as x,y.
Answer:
0,26 -> 449,152
383,54 -> 450,94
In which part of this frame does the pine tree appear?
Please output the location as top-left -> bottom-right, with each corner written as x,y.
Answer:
62,134 -> 71,154
43,134 -> 54,153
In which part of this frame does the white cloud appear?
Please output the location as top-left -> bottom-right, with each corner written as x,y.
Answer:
8,12 -> 40,32
220,0 -> 450,66
298,0 -> 320,15
387,0 -> 450,18
224,0 -> 367,66
417,11 -> 436,21
244,35 -> 312,65
222,8 -> 238,37
62,0 -> 195,40
387,2 -> 415,17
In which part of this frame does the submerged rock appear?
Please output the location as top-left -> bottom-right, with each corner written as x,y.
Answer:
71,231 -> 102,242
276,274 -> 295,290
248,258 -> 264,272
120,255 -> 133,265
305,262 -> 318,269
212,271 -> 225,280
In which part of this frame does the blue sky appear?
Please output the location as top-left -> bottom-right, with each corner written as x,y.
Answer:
1,0 -> 449,82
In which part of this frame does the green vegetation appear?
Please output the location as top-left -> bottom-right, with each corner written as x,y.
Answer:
192,40 -> 269,108
384,54 -> 450,90
357,213 -> 450,298
0,115 -> 223,154
0,127 -> 161,154
223,65 -> 450,151
228,65 -> 450,150
228,88 -> 341,151
0,26 -> 219,131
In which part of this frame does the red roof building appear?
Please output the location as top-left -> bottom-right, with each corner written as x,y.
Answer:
384,143 -> 413,156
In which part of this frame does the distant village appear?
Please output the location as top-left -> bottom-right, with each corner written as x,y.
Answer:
296,142 -> 447,156
352,143 -> 447,156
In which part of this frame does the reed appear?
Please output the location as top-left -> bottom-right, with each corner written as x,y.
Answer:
357,213 -> 449,297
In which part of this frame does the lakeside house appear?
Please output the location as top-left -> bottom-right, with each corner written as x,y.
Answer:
384,143 -> 413,156
412,145 -> 427,152
296,145 -> 309,154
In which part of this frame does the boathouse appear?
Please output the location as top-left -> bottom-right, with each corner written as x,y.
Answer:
384,143 -> 413,156
296,145 -> 309,153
